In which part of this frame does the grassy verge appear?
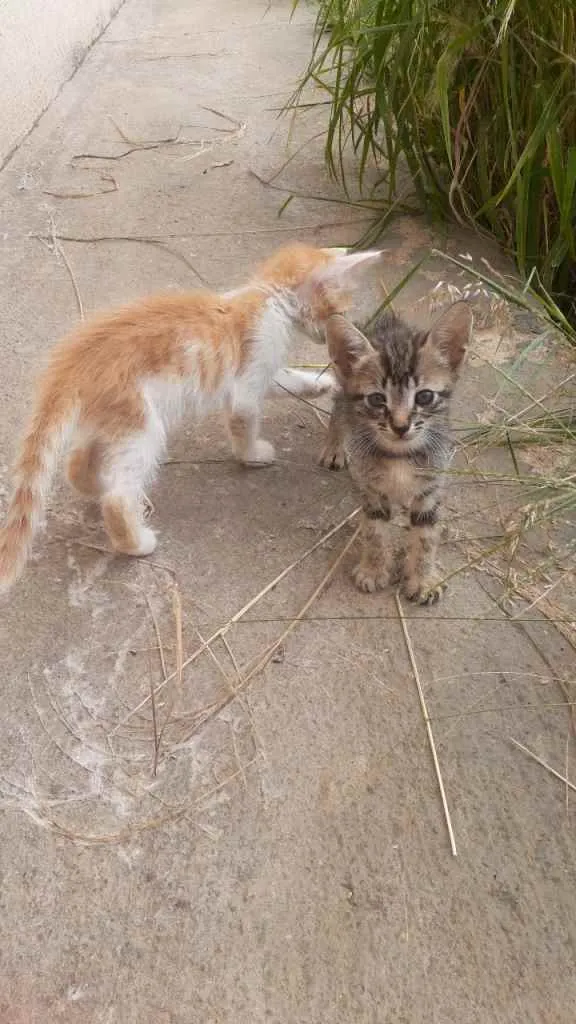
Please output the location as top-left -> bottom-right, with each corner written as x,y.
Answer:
292,0 -> 576,329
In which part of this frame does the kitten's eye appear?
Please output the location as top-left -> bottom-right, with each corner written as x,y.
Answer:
415,389 -> 434,407
366,392 -> 387,409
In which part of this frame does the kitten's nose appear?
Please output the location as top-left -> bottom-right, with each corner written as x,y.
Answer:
390,420 -> 410,437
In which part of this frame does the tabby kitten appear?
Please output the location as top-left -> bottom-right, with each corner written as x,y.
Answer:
0,243 -> 382,593
321,303 -> 472,604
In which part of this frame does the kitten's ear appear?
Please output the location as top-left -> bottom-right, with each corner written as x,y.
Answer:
315,249 -> 383,288
325,315 -> 375,381
427,301 -> 473,373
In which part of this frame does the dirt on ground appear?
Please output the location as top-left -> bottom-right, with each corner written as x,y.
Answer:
0,2 -> 574,1022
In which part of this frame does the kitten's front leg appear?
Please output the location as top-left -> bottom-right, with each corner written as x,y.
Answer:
272,367 -> 336,398
319,400 -> 346,471
227,410 -> 275,466
353,497 -> 392,592
403,487 -> 444,605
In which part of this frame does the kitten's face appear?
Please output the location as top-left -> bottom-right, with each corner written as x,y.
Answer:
326,304 -> 473,455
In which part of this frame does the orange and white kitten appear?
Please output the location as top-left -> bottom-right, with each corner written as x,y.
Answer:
0,243 -> 381,591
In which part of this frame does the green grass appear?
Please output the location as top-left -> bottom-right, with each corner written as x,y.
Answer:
292,0 -> 576,328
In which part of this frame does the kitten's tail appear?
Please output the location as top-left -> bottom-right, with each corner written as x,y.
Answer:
0,388 -> 76,593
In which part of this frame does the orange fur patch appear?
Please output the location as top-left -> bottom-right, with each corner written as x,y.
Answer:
0,241 -> 371,591
66,442 -> 103,497
255,243 -> 333,287
102,495 -> 142,553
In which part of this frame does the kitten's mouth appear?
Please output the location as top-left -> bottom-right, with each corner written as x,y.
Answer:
381,425 -> 417,442
379,426 -> 423,453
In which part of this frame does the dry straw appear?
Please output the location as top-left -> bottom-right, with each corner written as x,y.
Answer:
395,593 -> 458,857
115,507 -> 360,730
155,524 -> 361,748
510,738 -> 576,796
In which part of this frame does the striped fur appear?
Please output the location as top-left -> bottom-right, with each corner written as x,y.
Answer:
322,302 -> 472,604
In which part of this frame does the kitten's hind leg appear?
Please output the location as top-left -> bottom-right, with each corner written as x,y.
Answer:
102,495 -> 157,556
100,430 -> 161,556
66,440 -> 104,497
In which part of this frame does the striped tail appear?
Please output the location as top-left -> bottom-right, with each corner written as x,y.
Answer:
0,393 -> 76,593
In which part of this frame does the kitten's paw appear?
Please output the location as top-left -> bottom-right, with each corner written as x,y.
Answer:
353,564 -> 388,593
124,526 -> 158,557
310,369 -> 337,396
403,579 -> 445,606
243,439 -> 276,466
319,439 -> 346,471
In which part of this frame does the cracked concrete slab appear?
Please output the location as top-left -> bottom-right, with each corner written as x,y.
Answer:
0,1 -> 574,1022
